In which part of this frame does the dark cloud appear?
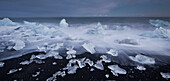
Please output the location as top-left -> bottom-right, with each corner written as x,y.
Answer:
0,0 -> 170,17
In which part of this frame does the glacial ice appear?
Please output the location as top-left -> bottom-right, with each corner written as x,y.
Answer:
0,18 -> 17,26
160,72 -> 170,79
11,40 -> 25,50
140,27 -> 170,38
107,49 -> 118,56
108,65 -> 127,76
59,19 -> 68,27
87,22 -> 105,34
129,54 -> 155,64
94,60 -> 104,70
149,19 -> 170,27
118,39 -> 139,45
0,62 -> 4,67
136,65 -> 146,71
82,43 -> 96,54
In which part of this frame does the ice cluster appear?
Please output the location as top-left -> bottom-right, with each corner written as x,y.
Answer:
0,18 -> 18,26
149,19 -> 170,27
129,54 -> 155,64
140,27 -> 170,38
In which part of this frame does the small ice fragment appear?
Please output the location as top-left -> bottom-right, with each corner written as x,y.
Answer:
85,59 -> 94,66
54,71 -> 66,77
136,65 -> 146,71
36,54 -> 48,60
7,69 -> 18,74
66,50 -> 76,55
59,19 -> 68,27
66,54 -> 72,59
94,60 -> 104,70
160,72 -> 170,79
0,62 -> 5,67
108,65 -> 127,76
107,49 -> 118,56
82,43 -> 96,54
52,62 -> 57,65
90,68 -> 95,71
105,74 -> 109,78
129,54 -> 155,64
32,71 -> 40,77
67,65 -> 79,74
100,55 -> 111,63
20,60 -> 33,65
18,68 -> 22,71
11,40 -> 25,50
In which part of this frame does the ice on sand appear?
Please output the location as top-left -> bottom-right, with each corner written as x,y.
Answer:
94,60 -> 104,70
0,18 -> 17,26
129,54 -> 155,64
59,19 -> 68,27
107,49 -> 118,56
82,43 -> 96,54
46,71 -> 66,81
10,40 -> 25,50
100,55 -> 111,63
160,72 -> 170,79
105,74 -> 109,78
136,65 -> 146,71
0,62 -> 4,67
20,60 -> 33,65
32,71 -> 40,77
84,59 -> 94,66
108,65 -> 127,76
7,68 -> 22,74
76,58 -> 86,68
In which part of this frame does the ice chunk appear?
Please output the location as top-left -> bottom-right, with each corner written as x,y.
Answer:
108,65 -> 127,76
129,54 -> 155,64
66,54 -> 73,59
84,59 -> 94,66
94,60 -> 104,70
118,39 -> 139,45
100,55 -> 111,63
52,62 -> 57,65
82,43 -> 96,54
36,54 -> 48,60
32,71 -> 40,77
11,40 -> 25,50
66,49 -> 76,55
76,58 -> 86,68
90,68 -> 95,71
59,19 -> 68,27
140,27 -> 170,38
160,72 -> 170,79
149,19 -> 170,27
87,22 -> 105,34
136,65 -> 146,71
20,60 -> 33,65
0,62 -> 5,67
0,18 -> 17,26
105,74 -> 109,78
107,49 -> 118,56
67,65 -> 79,74
7,69 -> 18,74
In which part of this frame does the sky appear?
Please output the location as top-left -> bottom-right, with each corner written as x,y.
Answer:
0,0 -> 170,17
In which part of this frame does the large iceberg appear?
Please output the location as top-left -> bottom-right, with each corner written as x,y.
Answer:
129,54 -> 155,64
140,27 -> 170,38
0,18 -> 17,26
87,22 -> 105,34
149,19 -> 170,27
59,19 -> 68,27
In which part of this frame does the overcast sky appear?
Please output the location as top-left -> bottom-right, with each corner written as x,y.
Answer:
0,0 -> 170,17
